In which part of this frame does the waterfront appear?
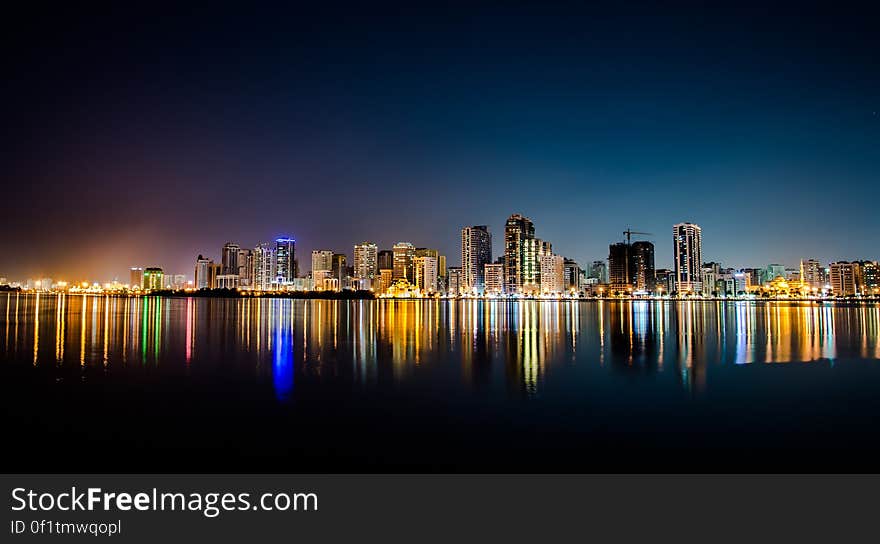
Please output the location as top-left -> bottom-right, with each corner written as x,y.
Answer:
3,293 -> 880,472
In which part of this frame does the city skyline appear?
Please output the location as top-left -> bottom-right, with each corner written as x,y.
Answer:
6,213 -> 879,299
3,7 -> 879,280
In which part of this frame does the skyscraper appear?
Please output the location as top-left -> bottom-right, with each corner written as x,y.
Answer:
540,254 -> 565,294
221,242 -> 240,276
275,238 -> 296,286
377,250 -> 394,272
311,250 -> 334,288
353,242 -> 378,280
484,263 -> 504,295
608,242 -> 631,290
522,238 -> 550,294
194,256 -> 212,289
238,248 -> 254,288
589,260 -> 608,284
143,268 -> 164,291
829,262 -> 860,296
461,225 -> 492,294
630,241 -> 655,292
673,222 -> 703,294
800,259 -> 823,290
331,253 -> 347,284
504,214 -> 535,294
392,242 -> 416,282
129,267 -> 144,289
414,256 -> 438,294
253,243 -> 276,291
563,258 -> 581,292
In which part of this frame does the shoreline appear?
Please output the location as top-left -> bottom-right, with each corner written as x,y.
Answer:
3,289 -> 879,304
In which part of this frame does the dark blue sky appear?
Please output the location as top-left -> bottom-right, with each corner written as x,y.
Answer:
3,4 -> 878,281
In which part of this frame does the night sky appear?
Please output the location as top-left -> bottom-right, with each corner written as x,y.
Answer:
3,4 -> 878,281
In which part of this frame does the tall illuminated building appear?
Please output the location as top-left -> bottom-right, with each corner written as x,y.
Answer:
447,267 -> 462,296
563,258 -> 581,292
522,238 -> 550,294
484,263 -> 504,295
378,269 -> 394,293
253,243 -> 276,291
221,242 -> 240,276
461,225 -> 492,294
540,254 -> 565,294
392,242 -> 416,282
860,261 -> 879,295
275,237 -> 296,286
129,267 -> 144,289
631,241 -> 655,292
672,222 -> 702,294
311,250 -> 334,289
353,242 -> 378,279
504,214 -> 536,294
829,262 -> 860,296
331,253 -> 347,284
377,250 -> 394,272
608,242 -> 631,290
194,257 -> 212,289
238,248 -> 254,288
143,268 -> 164,291
589,260 -> 608,284
414,256 -> 438,293
800,258 -> 823,290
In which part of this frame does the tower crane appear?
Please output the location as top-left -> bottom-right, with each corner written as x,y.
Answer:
623,228 -> 652,245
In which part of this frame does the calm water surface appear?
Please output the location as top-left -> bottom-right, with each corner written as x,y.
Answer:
3,293 -> 880,471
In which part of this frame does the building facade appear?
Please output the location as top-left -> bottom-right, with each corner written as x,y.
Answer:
354,242 -> 378,280
392,242 -> 416,282
275,238 -> 296,286
673,222 -> 703,294
461,225 -> 492,294
504,214 -> 536,294
484,263 -> 504,295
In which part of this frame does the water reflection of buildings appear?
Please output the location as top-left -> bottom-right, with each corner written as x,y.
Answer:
2,295 -> 880,401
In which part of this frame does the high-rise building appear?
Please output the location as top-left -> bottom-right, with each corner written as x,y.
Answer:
522,238 -> 550,294
540,254 -> 565,294
311,250 -> 334,286
208,263 -> 221,289
860,261 -> 879,295
129,267 -> 144,289
143,268 -> 164,291
588,261 -> 608,284
673,222 -> 703,294
253,243 -> 276,291
630,241 -> 655,292
447,267 -> 463,296
331,253 -> 347,284
608,242 -> 631,290
393,242 -> 416,282
414,256 -> 438,294
275,238 -> 296,286
238,248 -> 254,288
484,263 -> 504,295
353,242 -> 378,280
378,269 -> 394,294
563,258 -> 581,292
504,214 -> 536,294
461,225 -> 492,294
829,262 -> 860,296
377,250 -> 394,272
194,256 -> 212,289
221,242 -> 240,276
800,259 -> 823,290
